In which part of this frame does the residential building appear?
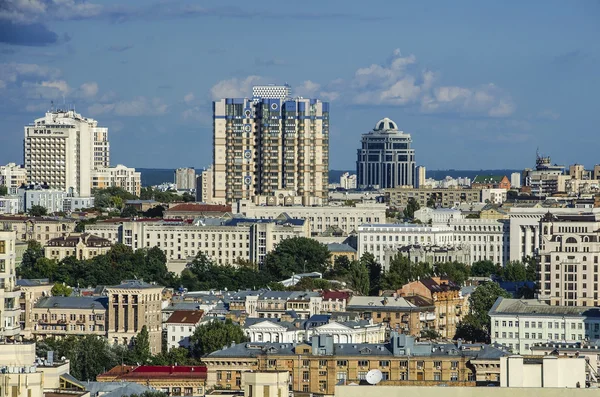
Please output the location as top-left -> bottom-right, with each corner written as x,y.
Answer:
29,296 -> 108,339
45,233 -> 112,261
63,196 -> 95,212
0,162 -> 27,195
386,187 -> 482,209
213,89 -> 329,204
0,215 -> 76,245
165,310 -> 204,350
24,110 -> 109,197
0,230 -> 21,341
413,207 -> 463,224
106,280 -> 164,353
327,243 -> 357,262
472,175 -> 511,190
339,172 -> 357,190
85,216 -> 309,266
242,371 -> 289,397
18,184 -> 67,213
511,172 -> 522,189
500,355 -> 585,388
538,212 -> 600,306
91,164 -> 141,197
523,153 -> 566,197
252,84 -> 291,99
320,291 -> 350,313
416,165 -> 426,188
530,341 -> 600,384
203,333 -> 508,394
0,196 -> 19,215
163,203 -> 231,220
255,291 -> 323,320
196,166 -> 215,203
489,297 -> 600,354
97,365 -> 207,396
388,245 -> 471,269
17,278 -> 53,337
357,118 -> 416,189
482,188 -> 508,204
174,168 -> 196,190
448,218 -> 509,265
395,277 -> 465,339
346,296 -> 435,336
236,199 -> 386,236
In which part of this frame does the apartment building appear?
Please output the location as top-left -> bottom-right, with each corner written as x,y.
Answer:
0,196 -> 19,215
389,245 -> 471,268
489,297 -> 600,354
18,279 -> 53,338
24,110 -> 109,197
174,168 -> 196,191
448,218 -> 509,265
0,163 -> 27,195
538,212 -> 600,306
0,216 -> 76,245
196,166 -> 215,203
413,207 -> 462,224
203,333 -> 508,394
165,310 -> 204,351
85,216 -> 309,265
106,280 -> 164,353
386,187 -> 482,209
30,296 -> 108,339
0,230 -> 21,341
91,164 -> 141,196
236,199 -> 386,236
213,90 -> 329,205
45,233 -> 112,261
395,277 -> 466,339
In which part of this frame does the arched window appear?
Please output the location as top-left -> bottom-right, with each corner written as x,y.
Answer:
566,237 -> 577,244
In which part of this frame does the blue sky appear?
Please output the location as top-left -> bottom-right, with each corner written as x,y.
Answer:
1,0 -> 599,171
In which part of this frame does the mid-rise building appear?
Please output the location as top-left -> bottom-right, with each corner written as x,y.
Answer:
538,212 -> 600,306
24,110 -> 110,197
45,233 -> 112,261
511,172 -> 522,189
0,231 -> 21,341
0,196 -> 20,215
196,166 -> 215,203
236,199 -> 386,236
17,184 -> 67,213
389,245 -> 471,269
523,153 -> 566,197
386,187 -> 482,209
472,175 -> 511,190
163,203 -> 231,220
213,89 -> 329,204
174,167 -> 196,190
339,172 -> 357,190
0,216 -> 76,245
357,118 -> 416,189
165,310 -> 204,351
416,166 -> 426,188
0,163 -> 27,195
91,164 -> 141,197
63,196 -> 95,212
489,297 -> 600,354
481,188 -> 508,204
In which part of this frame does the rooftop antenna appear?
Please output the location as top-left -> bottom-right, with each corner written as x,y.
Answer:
50,100 -> 54,112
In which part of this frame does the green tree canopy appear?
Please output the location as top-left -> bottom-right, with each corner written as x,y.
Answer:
470,260 -> 497,277
502,261 -> 529,282
361,252 -> 381,295
348,259 -> 370,295
121,206 -> 139,218
189,319 -> 248,357
131,326 -> 151,364
51,283 -> 72,297
28,205 -> 48,216
263,237 -> 331,279
0,185 -> 7,196
435,261 -> 470,286
403,197 -> 420,219
380,255 -> 433,291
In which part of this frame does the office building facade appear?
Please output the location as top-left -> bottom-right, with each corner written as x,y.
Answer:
357,118 -> 415,189
175,167 -> 196,190
0,163 -> 27,195
213,89 -> 329,204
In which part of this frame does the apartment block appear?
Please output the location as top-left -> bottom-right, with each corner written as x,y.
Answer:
17,279 -> 53,338
236,199 -> 386,236
44,233 -> 112,261
0,230 -> 21,341
489,297 -> 600,355
91,164 -> 141,196
0,196 -> 19,215
0,216 -> 76,245
196,166 -> 215,203
386,187 -> 482,208
17,184 -> 67,213
174,167 -> 196,190
213,92 -> 329,204
0,163 -> 27,195
165,310 -> 204,351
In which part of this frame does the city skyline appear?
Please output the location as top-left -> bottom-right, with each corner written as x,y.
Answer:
0,0 -> 598,170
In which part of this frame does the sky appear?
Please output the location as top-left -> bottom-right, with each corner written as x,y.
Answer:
1,0 -> 599,171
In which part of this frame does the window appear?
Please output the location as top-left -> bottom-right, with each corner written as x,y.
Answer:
450,372 -> 458,381
358,360 -> 369,367
379,360 -> 390,367
451,361 -> 458,369
268,359 -> 276,367
358,372 -> 367,380
0,240 -> 5,254
303,372 -> 309,381
433,361 -> 442,368
337,360 -> 347,367
434,372 -> 441,381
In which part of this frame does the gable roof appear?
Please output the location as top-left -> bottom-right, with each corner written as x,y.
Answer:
489,297 -> 600,318
473,175 -> 508,184
165,310 -> 204,324
35,296 -> 108,310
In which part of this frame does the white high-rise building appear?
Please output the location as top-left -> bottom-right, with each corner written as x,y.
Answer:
0,163 -> 27,195
252,84 -> 291,99
0,231 -> 21,341
24,110 -> 110,197
511,172 -> 521,188
339,172 -> 357,190
175,167 -> 196,190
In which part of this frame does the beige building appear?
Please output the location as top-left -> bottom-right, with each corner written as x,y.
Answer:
0,216 -> 76,244
85,216 -> 309,266
500,355 -> 585,388
213,93 -> 329,205
0,231 -> 21,341
236,199 -> 386,236
106,280 -> 164,353
538,212 -> 600,306
91,164 -> 141,196
196,166 -> 215,203
0,163 -> 27,195
45,233 -> 112,261
174,168 -> 196,190
386,186 -> 482,208
242,371 -> 289,397
17,279 -> 53,338
24,110 -> 110,197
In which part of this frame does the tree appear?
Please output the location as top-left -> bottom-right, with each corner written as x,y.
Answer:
426,196 -> 436,208
0,185 -> 7,196
75,218 -> 97,233
28,205 -> 48,216
131,326 -> 151,364
523,256 -> 537,282
51,283 -> 72,297
380,255 -> 432,291
435,261 -> 470,286
182,192 -> 196,202
420,329 -> 441,339
348,259 -> 369,295
144,205 -> 165,218
189,319 -> 248,357
20,240 -> 44,269
455,282 -> 511,342
263,237 -> 331,279
470,260 -> 497,277
121,206 -> 139,218
403,197 -> 420,219
502,261 -> 528,282
361,252 -> 381,296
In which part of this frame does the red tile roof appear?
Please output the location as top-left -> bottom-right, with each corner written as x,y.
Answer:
98,365 -> 207,381
167,203 -> 231,213
166,310 -> 204,324
321,290 -> 350,301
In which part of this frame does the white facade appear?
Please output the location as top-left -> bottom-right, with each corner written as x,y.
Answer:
500,355 -> 585,388
339,172 -> 357,190
166,320 -> 202,351
17,186 -> 67,214
237,200 -> 386,236
489,298 -> 600,355
0,197 -> 19,215
63,196 -> 95,212
175,168 -> 196,190
0,231 -> 21,340
413,207 -> 463,224
252,84 -> 291,99
481,188 -> 508,204
91,164 -> 141,196
511,172 -> 521,188
197,166 -> 216,203
448,218 -> 509,265
24,110 -> 109,197
0,163 -> 27,195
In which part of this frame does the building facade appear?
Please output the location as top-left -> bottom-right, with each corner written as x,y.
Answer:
386,187 -> 482,209
213,91 -> 329,204
0,163 -> 27,195
165,310 -> 204,350
91,164 -> 141,197
0,196 -> 19,215
175,168 -> 196,190
196,166 -> 215,203
357,118 -> 416,189
45,233 -> 112,261
17,184 -> 67,213
339,172 -> 357,190
0,216 -> 76,245
0,231 -> 21,341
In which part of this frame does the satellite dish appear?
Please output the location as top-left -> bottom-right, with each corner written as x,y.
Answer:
366,369 -> 383,385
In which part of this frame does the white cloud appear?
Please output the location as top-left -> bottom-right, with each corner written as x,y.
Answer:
23,79 -> 70,99
79,82 -> 98,98
0,62 -> 60,83
88,97 -> 168,117
295,80 -> 321,97
0,0 -> 102,23
210,76 -> 263,99
184,92 -> 195,104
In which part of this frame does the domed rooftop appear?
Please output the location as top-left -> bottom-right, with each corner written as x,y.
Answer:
373,117 -> 398,132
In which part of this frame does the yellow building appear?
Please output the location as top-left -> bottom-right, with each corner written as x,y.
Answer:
45,232 -> 112,261
18,279 -> 53,338
0,216 -> 76,245
327,243 -> 357,262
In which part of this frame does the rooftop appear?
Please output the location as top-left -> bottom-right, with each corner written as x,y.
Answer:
98,365 -> 207,381
108,280 -> 162,290
327,243 -> 357,253
46,233 -> 111,248
35,296 -> 108,310
489,297 -> 600,318
347,296 -> 431,310
165,310 -> 204,324
166,203 -> 231,213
